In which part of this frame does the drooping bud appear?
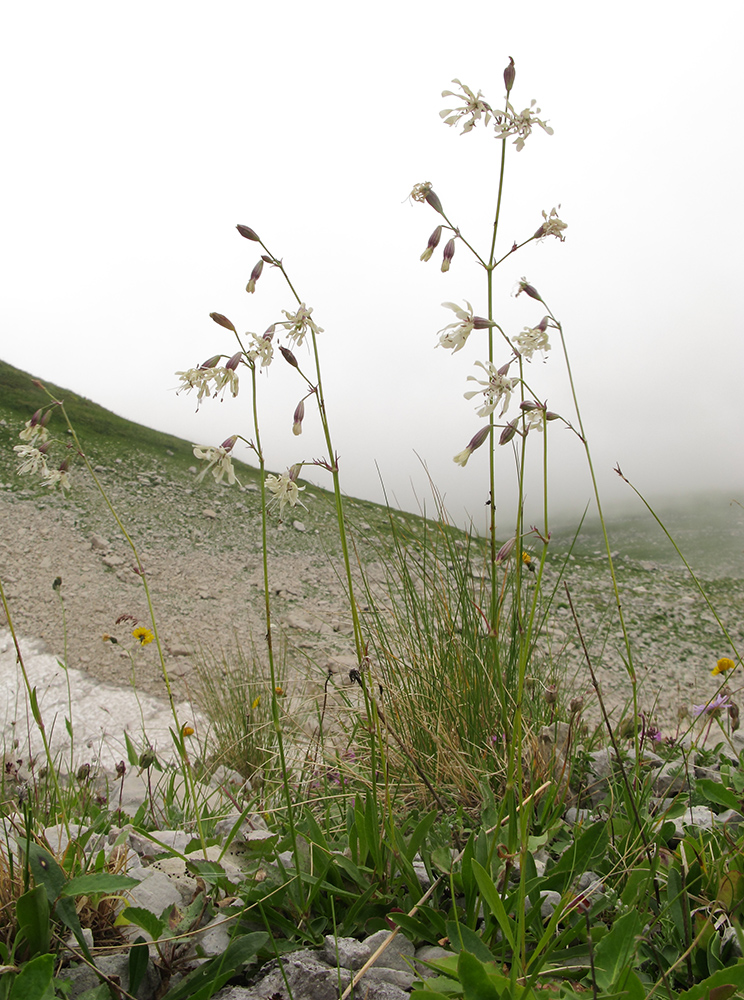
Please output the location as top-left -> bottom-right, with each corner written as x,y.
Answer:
236,224 -> 260,241
210,312 -> 237,332
279,346 -> 299,368
420,225 -> 443,262
288,463 -> 302,482
292,399 -> 305,436
441,238 -> 456,272
473,315 -> 495,329
115,760 -> 126,779
545,411 -> 561,421
503,56 -> 516,95
246,258 -> 264,294
220,434 -> 238,452
499,420 -> 518,445
452,425 -> 490,466
516,279 -> 542,302
200,354 -> 221,369
426,189 -> 445,216
29,408 -> 43,427
225,351 -> 242,371
520,400 -> 540,412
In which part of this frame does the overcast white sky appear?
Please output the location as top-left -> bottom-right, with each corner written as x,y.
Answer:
3,1 -> 743,536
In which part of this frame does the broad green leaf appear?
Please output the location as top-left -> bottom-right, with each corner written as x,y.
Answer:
26,844 -> 92,962
456,951 -> 501,1000
407,808 -> 438,862
696,779 -> 741,813
8,953 -> 54,1000
446,922 -> 496,966
115,905 -> 165,940
15,885 -> 50,958
666,865 -> 686,942
61,873 -> 139,897
541,821 -> 608,892
128,936 -> 150,996
677,960 -> 744,1000
591,909 -> 642,992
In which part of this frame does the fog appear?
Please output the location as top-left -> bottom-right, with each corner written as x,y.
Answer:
3,0 -> 743,538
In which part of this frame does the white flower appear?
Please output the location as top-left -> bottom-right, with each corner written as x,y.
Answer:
514,323 -> 551,360
535,207 -> 567,242
279,304 -> 322,348
19,419 -> 50,445
14,444 -> 49,476
463,362 -> 518,417
41,467 -> 71,491
452,426 -> 491,467
265,471 -> 306,518
246,331 -> 274,368
440,79 -> 492,134
193,440 -> 240,486
522,406 -> 547,432
437,301 -> 475,354
494,100 -> 553,151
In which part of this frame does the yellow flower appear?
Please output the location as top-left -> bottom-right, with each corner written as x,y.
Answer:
181,724 -> 195,737
275,686 -> 285,697
132,627 -> 154,646
712,657 -> 736,676
251,696 -> 261,710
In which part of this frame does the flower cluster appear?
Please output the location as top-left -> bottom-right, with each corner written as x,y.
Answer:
176,355 -> 241,408
279,304 -> 322,348
439,78 -> 553,152
535,207 -> 567,241
193,436 -> 240,486
496,100 -> 554,151
13,412 -> 72,490
437,301 -> 494,354
514,318 -> 551,360
246,330 -> 274,368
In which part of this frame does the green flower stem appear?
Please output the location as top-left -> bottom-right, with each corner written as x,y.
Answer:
39,389 -> 208,853
248,364 -> 306,907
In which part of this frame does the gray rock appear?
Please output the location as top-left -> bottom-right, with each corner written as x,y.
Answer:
414,944 -> 455,978
653,761 -> 689,797
60,953 -> 160,999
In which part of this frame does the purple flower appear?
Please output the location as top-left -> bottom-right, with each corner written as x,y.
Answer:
693,693 -> 731,717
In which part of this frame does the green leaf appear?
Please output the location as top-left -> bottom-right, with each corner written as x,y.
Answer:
591,909 -> 642,992
128,936 -> 150,996
61,873 -> 140,897
159,931 -> 268,1000
456,951 -> 502,1000
471,860 -> 516,950
26,843 -> 92,962
696,778 -> 741,813
407,809 -> 438,862
676,960 -> 744,1000
541,821 -> 608,893
115,905 -> 165,940
15,885 -> 50,958
124,730 -> 139,767
8,953 -> 55,1000
28,687 -> 43,728
446,922 -> 496,965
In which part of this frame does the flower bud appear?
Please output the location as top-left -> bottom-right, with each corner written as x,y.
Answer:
545,411 -> 561,421
292,399 -> 305,436
246,258 -> 264,294
200,355 -> 221,369
236,224 -> 260,241
221,434 -> 238,452
76,763 -> 91,782
503,56 -> 516,95
52,576 -> 62,591
495,537 -> 516,564
288,463 -> 302,482
210,312 -> 237,332
570,696 -> 584,716
453,425 -> 490,467
40,409 -> 53,428
225,351 -> 242,371
544,684 -> 558,705
420,225 -> 443,262
441,238 -> 456,272
279,345 -> 299,368
29,408 -> 43,427
426,189 -> 445,215
499,420 -> 518,445
115,760 -> 126,779
516,279 -> 542,301
520,400 -> 541,412
473,316 -> 495,329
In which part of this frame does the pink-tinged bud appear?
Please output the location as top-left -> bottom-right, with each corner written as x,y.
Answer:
545,411 -> 560,421
292,399 -> 305,436
236,224 -> 260,241
58,458 -> 70,472
495,537 -> 516,564
425,189 -> 445,215
288,463 -> 302,482
473,316 -> 495,330
40,409 -> 53,428
499,420 -> 518,445
220,434 -> 238,452
279,346 -> 299,368
200,354 -> 221,369
29,408 -> 43,427
536,315 -> 549,332
503,56 -> 516,95
246,258 -> 264,294
468,425 -> 491,452
520,400 -> 541,412
260,254 -> 273,264
210,312 -> 237,332
497,362 -> 512,376
420,225 -> 443,262
516,279 -> 542,302
263,324 -> 276,339
225,351 -> 242,371
441,238 -> 456,272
